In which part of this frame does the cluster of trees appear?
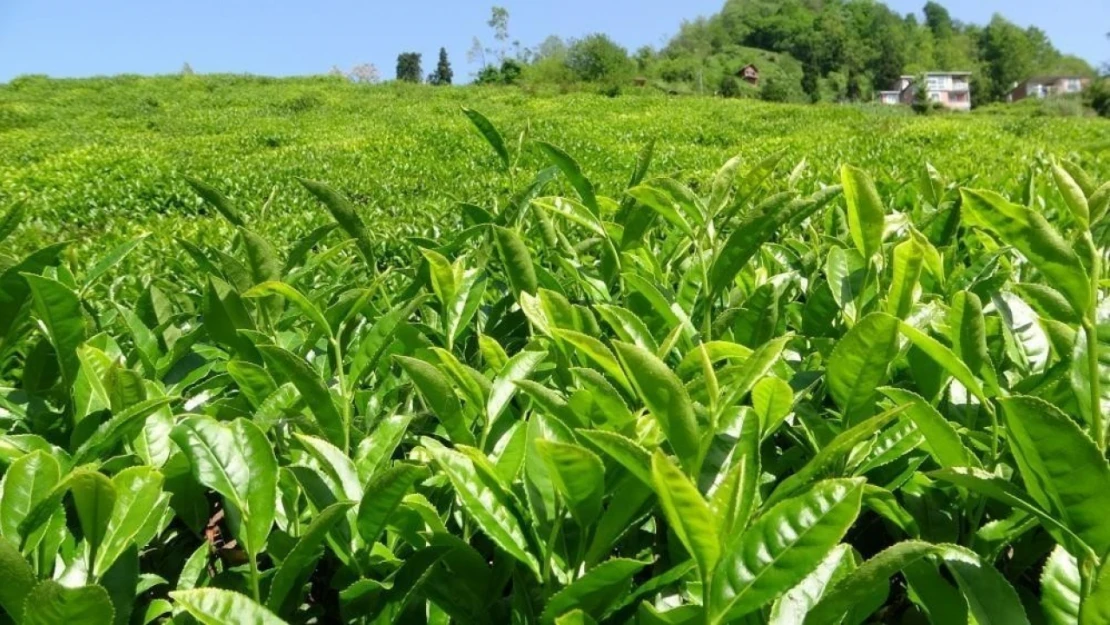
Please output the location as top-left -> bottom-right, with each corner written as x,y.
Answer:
390,48 -> 454,85
358,2 -> 1105,110
653,0 -> 1095,104
380,7 -> 637,93
464,7 -> 635,92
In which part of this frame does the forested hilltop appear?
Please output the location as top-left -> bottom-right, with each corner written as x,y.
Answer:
453,0 -> 1103,109
653,0 -> 1096,103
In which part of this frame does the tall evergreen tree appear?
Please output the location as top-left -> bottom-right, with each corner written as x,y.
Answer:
430,48 -> 453,86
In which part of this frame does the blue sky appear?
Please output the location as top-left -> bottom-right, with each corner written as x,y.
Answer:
0,1 -> 1106,82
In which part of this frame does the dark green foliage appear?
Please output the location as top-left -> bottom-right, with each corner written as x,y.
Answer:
474,59 -> 522,86
719,75 -> 741,98
396,52 -> 422,83
565,34 -> 634,87
654,0 -> 1095,104
759,77 -> 789,102
429,47 -> 453,86
1089,78 -> 1110,118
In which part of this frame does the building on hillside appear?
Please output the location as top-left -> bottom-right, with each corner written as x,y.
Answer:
878,75 -> 914,105
1007,76 -> 1091,102
878,72 -> 972,111
736,64 -> 759,86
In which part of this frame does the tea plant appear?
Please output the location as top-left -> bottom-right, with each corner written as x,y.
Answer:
3,104 -> 1110,624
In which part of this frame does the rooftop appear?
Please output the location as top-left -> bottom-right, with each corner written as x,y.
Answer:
1021,75 -> 1088,84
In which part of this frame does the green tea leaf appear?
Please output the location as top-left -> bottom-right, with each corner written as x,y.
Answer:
298,178 -> 375,264
841,165 -> 885,259
487,349 -> 546,430
537,142 -> 598,217
541,558 -> 649,624
879,388 -> 974,469
886,236 -> 924,319
0,200 -> 26,245
23,273 -> 86,391
23,582 -> 114,625
709,478 -> 864,623
244,281 -> 331,340
396,355 -> 473,446
1052,162 -> 1089,227
461,108 -> 510,169
69,472 -> 116,579
579,429 -> 652,487
538,440 -> 605,526
267,501 -> 354,615
171,588 -> 287,625
961,188 -> 1090,316
0,536 -> 35,623
185,177 -> 245,226
0,450 -> 61,543
614,342 -> 700,471
357,464 -> 426,544
259,345 -> 348,452
1000,396 -> 1110,558
171,417 -> 277,558
651,451 -> 719,582
899,321 -> 988,404
827,313 -> 899,424
710,410 -> 761,538
94,467 -> 164,578
1083,559 -> 1110,625
423,438 -> 539,576
1040,545 -> 1081,625
492,226 -> 538,298
805,540 -> 936,625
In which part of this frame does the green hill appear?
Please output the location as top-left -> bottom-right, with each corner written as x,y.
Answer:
654,45 -> 807,100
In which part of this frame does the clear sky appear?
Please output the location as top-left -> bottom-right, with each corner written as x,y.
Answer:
0,0 -> 1106,82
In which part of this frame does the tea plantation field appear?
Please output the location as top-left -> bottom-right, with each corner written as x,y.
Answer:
3,74 -> 1110,624
3,74 -> 1108,258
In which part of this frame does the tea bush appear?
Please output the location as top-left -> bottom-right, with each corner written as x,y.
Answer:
2,76 -> 1110,624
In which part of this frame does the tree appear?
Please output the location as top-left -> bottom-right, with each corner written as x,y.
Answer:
565,34 -> 634,84
535,36 -> 568,61
467,37 -> 486,68
978,15 -> 1035,101
470,7 -> 516,82
1103,32 -> 1109,76
720,75 -> 742,98
634,46 -> 656,72
181,62 -> 194,76
488,7 -> 510,50
760,77 -> 790,102
396,53 -> 422,83
869,10 -> 908,89
910,73 -> 935,114
349,63 -> 381,84
923,2 -> 953,39
1088,78 -> 1110,117
429,48 -> 453,86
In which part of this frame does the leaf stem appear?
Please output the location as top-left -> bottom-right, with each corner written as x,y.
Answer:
248,553 -> 261,602
542,512 -> 565,588
1085,227 -> 1104,454
1084,319 -> 1104,453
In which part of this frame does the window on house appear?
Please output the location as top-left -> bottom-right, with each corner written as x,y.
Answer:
928,92 -> 941,102
1066,79 -> 1082,92
927,77 -> 943,90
